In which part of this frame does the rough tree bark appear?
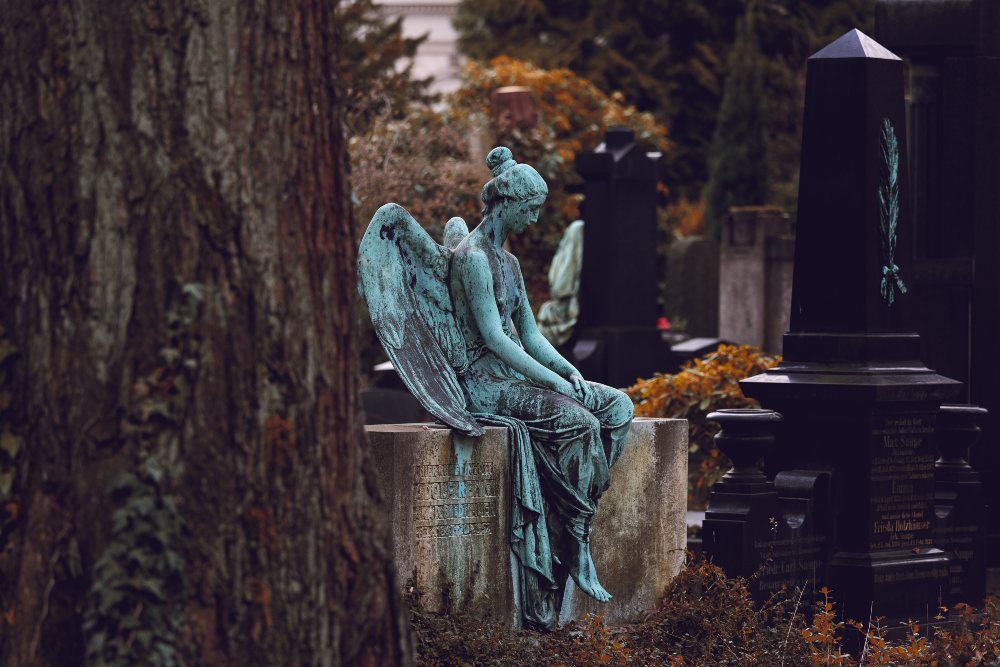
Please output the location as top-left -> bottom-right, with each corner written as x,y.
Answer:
0,1 -> 411,665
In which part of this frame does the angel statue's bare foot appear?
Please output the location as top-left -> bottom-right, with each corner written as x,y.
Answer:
567,540 -> 612,603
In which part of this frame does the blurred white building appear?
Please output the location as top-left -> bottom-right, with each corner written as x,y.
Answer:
375,0 -> 464,97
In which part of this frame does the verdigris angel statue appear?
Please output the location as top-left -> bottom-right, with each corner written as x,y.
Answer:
358,146 -> 634,629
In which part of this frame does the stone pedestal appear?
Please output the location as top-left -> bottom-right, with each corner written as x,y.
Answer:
935,404 -> 989,605
561,418 -> 688,623
367,424 -> 515,623
702,410 -> 782,583
703,410 -> 838,601
366,418 -> 687,627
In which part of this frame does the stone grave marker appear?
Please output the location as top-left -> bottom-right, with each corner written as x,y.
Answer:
702,409 -> 832,599
718,206 -> 794,354
663,235 -> 719,338
573,128 -> 674,387
367,424 -> 514,622
934,404 -> 989,605
739,29 -> 962,626
367,419 -> 688,627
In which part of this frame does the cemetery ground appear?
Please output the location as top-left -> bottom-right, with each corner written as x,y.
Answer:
409,555 -> 1000,666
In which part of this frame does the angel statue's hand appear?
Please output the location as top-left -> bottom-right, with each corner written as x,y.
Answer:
569,373 -> 592,404
550,377 -> 578,400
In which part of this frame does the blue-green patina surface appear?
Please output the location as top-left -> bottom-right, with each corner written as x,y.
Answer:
878,118 -> 906,305
358,147 -> 634,629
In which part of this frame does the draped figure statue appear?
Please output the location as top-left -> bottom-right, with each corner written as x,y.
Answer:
357,146 -> 634,630
537,219 -> 584,347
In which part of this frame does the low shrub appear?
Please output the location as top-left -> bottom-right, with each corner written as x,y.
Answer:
625,344 -> 781,509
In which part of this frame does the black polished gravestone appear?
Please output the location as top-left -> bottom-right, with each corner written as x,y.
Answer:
740,30 -> 962,626
934,404 -> 989,606
572,128 -> 674,387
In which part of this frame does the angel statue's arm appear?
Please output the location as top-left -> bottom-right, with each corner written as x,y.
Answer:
456,250 -> 578,399
510,255 -> 592,403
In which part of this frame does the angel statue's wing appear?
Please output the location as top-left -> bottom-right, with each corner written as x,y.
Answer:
358,204 -> 484,437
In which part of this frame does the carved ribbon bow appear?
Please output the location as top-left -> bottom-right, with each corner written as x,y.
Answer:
880,263 -> 907,306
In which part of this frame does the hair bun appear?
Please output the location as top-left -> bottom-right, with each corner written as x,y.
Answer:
486,146 -> 516,177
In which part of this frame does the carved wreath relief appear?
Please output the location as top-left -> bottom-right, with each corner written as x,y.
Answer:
878,118 -> 907,306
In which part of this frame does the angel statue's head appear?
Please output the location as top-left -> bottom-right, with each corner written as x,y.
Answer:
480,146 -> 548,235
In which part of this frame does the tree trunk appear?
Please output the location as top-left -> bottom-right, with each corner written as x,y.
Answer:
0,1 -> 411,665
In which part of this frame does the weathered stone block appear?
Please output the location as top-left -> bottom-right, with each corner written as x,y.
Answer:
366,417 -> 687,627
366,424 -> 515,624
718,206 -> 793,353
561,417 -> 688,625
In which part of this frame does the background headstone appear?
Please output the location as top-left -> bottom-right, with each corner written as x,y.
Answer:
361,388 -> 428,425
491,85 -> 537,130
574,128 -> 674,387
663,236 -> 719,338
934,404 -> 989,605
718,206 -> 793,353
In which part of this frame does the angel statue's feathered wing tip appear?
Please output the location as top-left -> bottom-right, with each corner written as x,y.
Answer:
358,204 -> 484,437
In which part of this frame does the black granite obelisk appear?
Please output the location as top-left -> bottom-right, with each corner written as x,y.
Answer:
741,30 -> 962,625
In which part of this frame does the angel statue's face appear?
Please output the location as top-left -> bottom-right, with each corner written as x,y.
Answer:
498,194 -> 546,236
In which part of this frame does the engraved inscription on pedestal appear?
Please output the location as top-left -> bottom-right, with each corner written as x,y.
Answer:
870,414 -> 937,551
757,535 -> 826,595
412,461 -> 499,540
940,524 -> 977,598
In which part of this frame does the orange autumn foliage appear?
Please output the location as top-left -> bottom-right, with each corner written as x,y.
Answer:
450,56 -> 670,168
448,57 -> 671,304
626,344 -> 781,508
668,196 -> 707,238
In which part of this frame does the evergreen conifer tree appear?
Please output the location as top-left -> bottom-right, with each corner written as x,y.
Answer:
338,0 -> 434,135
703,5 -> 770,240
454,0 -> 744,198
455,0 -> 874,205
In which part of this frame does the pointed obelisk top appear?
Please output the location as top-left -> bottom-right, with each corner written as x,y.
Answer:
809,29 -> 900,61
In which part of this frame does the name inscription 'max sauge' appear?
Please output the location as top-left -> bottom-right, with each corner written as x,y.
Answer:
869,413 -> 936,550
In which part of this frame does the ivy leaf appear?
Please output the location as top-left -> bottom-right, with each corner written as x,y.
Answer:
141,578 -> 166,602
0,431 -> 22,459
0,470 -> 13,497
134,629 -> 154,650
181,282 -> 204,302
